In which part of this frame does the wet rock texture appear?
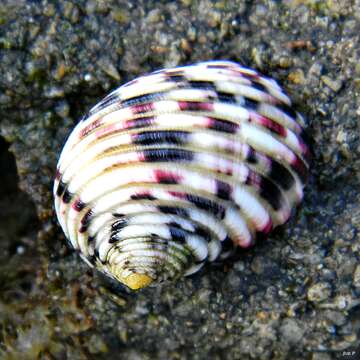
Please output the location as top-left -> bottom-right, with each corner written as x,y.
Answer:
0,1 -> 359,359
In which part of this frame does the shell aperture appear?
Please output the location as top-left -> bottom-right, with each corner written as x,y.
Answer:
54,60 -> 309,290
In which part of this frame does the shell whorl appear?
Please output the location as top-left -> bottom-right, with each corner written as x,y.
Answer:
54,60 -> 309,290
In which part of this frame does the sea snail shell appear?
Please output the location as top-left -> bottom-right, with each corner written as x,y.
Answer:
54,61 -> 309,290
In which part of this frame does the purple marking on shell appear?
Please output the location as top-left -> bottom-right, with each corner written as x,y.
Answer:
54,60 -> 309,290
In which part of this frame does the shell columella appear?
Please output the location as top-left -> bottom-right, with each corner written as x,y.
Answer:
54,61 -> 309,290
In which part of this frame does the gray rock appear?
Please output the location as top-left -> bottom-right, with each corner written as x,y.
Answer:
280,319 -> 305,345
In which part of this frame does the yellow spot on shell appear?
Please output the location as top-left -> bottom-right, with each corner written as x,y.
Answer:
122,273 -> 153,290
109,264 -> 153,290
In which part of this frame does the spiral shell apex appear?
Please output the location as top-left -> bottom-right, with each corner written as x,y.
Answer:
54,60 -> 309,290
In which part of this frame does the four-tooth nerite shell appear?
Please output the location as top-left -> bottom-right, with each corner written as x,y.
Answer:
54,60 -> 309,290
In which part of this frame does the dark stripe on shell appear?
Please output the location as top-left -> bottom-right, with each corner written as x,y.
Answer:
188,80 -> 216,90
113,213 -> 125,218
221,235 -> 235,252
81,209 -> 93,226
73,199 -> 86,212
169,226 -> 187,242
132,130 -> 189,146
93,93 -> 119,113
206,64 -> 232,69
291,156 -> 308,183
259,177 -> 283,211
109,233 -> 118,243
79,224 -> 88,233
62,189 -> 72,204
157,206 -> 188,217
143,148 -> 194,163
215,180 -> 232,200
243,98 -> 259,110
56,180 -> 66,197
186,194 -> 226,219
194,226 -> 212,241
132,103 -> 155,114
268,160 -> 295,191
124,116 -> 154,130
276,102 -> 297,120
251,81 -> 267,92
178,101 -> 213,112
208,118 -> 239,134
121,93 -> 162,108
111,217 -> 128,231
217,92 -> 237,103
246,147 -> 257,163
130,193 -> 157,201
153,170 -> 181,184
167,74 -> 186,82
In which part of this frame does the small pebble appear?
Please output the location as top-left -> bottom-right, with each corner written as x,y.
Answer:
16,245 -> 26,255
307,282 -> 332,302
288,69 -> 305,84
84,73 -> 92,82
321,75 -> 343,92
280,319 -> 305,344
308,62 -> 323,77
353,265 -> 360,288
279,56 -> 292,68
99,58 -> 121,81
45,86 -> 65,99
55,101 -> 70,118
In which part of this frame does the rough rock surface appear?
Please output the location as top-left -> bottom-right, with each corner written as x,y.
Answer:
0,1 -> 359,359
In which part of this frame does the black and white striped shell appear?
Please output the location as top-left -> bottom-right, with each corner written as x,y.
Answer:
54,60 -> 309,290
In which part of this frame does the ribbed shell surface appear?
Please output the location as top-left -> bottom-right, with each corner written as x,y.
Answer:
54,60 -> 309,290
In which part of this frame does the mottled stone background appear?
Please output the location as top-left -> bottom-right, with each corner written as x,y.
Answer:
0,1 -> 359,359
